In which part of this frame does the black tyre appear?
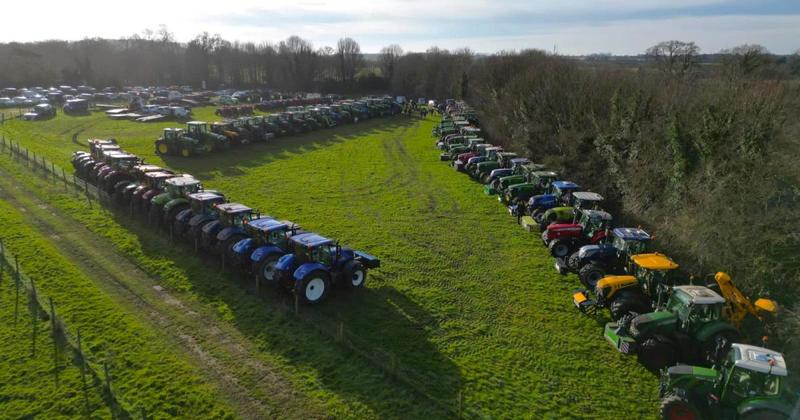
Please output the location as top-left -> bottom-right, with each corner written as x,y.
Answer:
660,393 -> 701,420
481,173 -> 492,184
566,252 -> 581,272
637,337 -> 676,372
148,204 -> 162,226
180,147 -> 192,158
609,295 -> 652,321
549,239 -> 572,258
165,204 -> 189,227
112,189 -> 125,207
298,270 -> 330,305
220,234 -> 246,260
256,254 -> 281,285
155,140 -> 168,155
738,410 -> 789,420
579,263 -> 607,289
343,260 -> 367,289
702,330 -> 739,364
531,209 -> 545,221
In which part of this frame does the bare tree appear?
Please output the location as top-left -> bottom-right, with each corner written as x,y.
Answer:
645,40 -> 700,75
379,44 -> 403,81
336,37 -> 362,85
720,44 -> 771,77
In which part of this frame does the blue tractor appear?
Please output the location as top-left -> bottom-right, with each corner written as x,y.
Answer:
231,218 -> 303,285
173,192 -> 226,241
568,227 -> 652,287
526,180 -> 581,220
274,233 -> 381,304
200,203 -> 266,258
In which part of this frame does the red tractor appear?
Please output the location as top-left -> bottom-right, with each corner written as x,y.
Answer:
541,208 -> 612,258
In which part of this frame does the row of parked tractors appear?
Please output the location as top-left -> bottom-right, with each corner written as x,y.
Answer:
70,139 -> 381,305
434,102 -> 797,419
155,98 -> 402,158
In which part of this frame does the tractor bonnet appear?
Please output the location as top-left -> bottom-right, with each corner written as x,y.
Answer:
731,343 -> 788,376
613,228 -> 651,242
630,253 -> 678,270
290,233 -> 333,248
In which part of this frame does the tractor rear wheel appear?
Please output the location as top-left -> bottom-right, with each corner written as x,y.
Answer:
148,204 -> 162,226
256,255 -> 281,285
579,263 -> 606,289
221,235 -> 247,260
638,337 -> 676,372
299,270 -> 330,305
344,260 -> 367,289
738,410 -> 789,420
180,147 -> 192,158
609,294 -> 651,321
165,204 -> 189,228
660,393 -> 701,420
548,240 -> 572,258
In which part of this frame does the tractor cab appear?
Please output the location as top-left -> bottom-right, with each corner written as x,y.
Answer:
243,218 -> 295,250
186,121 -> 209,137
542,208 -> 612,258
496,152 -> 519,168
571,192 -> 604,210
201,202 -> 262,253
460,126 -> 481,137
570,227 -> 652,286
509,158 -> 531,170
88,138 -> 118,157
537,191 -> 605,232
527,180 -> 580,217
189,192 -> 225,216
628,253 -> 680,299
214,203 -> 255,228
91,144 -> 121,160
665,286 -> 727,330
164,176 -> 202,197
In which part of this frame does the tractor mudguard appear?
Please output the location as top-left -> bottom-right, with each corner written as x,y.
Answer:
694,320 -> 739,343
529,194 -> 556,209
591,230 -> 610,244
629,311 -> 677,338
216,226 -> 245,242
163,197 -> 190,214
578,244 -> 616,263
175,208 -> 194,225
201,220 -> 222,236
275,253 -> 296,274
189,214 -> 215,228
249,245 -> 285,263
114,180 -> 134,192
737,400 -> 793,418
150,192 -> 171,208
232,238 -> 256,257
354,251 -> 381,269
293,263 -> 329,282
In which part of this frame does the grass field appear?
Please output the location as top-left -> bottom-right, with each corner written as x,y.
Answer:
0,108 -> 660,418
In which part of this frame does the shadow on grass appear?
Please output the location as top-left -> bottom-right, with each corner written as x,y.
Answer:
160,117 -> 418,178
109,209 -> 460,416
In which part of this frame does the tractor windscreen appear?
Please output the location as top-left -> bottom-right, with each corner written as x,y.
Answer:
690,303 -> 722,323
267,229 -> 287,247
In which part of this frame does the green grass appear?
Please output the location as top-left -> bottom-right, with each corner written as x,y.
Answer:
1,109 -> 660,418
0,176 -> 234,418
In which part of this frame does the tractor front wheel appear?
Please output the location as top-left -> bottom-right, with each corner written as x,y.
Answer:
256,255 -> 281,284
344,260 -> 367,289
659,393 -> 701,420
221,235 -> 247,261
579,263 -> 607,289
155,141 -> 168,155
298,270 -> 330,305
548,240 -> 572,258
566,252 -> 581,272
148,204 -> 162,226
637,337 -> 676,372
609,294 -> 651,321
180,147 -> 192,158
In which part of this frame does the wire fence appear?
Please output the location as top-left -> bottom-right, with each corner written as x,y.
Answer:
0,135 -> 481,418
0,239 -> 137,419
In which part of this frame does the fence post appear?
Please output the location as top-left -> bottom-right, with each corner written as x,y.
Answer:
31,278 -> 38,357
49,297 -> 59,388
0,237 -> 4,284
458,390 -> 464,419
62,168 -> 68,191
77,329 -> 91,416
14,257 -> 20,326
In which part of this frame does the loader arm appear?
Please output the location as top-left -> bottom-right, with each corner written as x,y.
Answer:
714,272 -> 777,328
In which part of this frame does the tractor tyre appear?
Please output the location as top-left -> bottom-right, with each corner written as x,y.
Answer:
298,270 -> 330,305
343,260 -> 367,289
221,234 -> 247,261
256,254 -> 281,285
148,204 -> 162,227
481,173 -> 492,184
112,188 -> 125,208
702,330 -> 739,365
566,252 -> 581,272
579,263 -> 607,289
165,204 -> 189,228
531,209 -> 545,222
738,410 -> 789,420
609,294 -> 651,321
637,337 -> 676,372
548,239 -> 572,258
660,393 -> 701,420
180,147 -> 192,158
155,141 -> 168,155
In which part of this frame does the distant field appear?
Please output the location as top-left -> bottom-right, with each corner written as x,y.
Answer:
0,109 -> 660,418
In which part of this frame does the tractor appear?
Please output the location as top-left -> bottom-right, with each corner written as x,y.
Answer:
96,153 -> 141,195
175,192 -> 227,245
307,107 -> 336,128
184,121 -> 229,152
329,104 -> 352,123
573,252 -> 680,320
541,208 -> 612,258
706,272 -> 779,339
537,191 -> 605,232
131,171 -> 179,216
266,114 -> 291,136
499,168 -> 557,208
279,112 -> 310,133
568,227 -> 652,285
291,111 -> 320,130
148,176 -> 204,227
658,343 -> 795,419
237,117 -> 274,142
522,180 -> 581,222
273,233 -> 381,304
113,164 -> 169,206
466,146 -> 503,177
474,152 -> 517,184
200,203 -> 267,258
211,121 -> 245,146
483,158 -> 533,195
230,218 -> 302,284
604,285 -> 741,371
154,128 -> 211,157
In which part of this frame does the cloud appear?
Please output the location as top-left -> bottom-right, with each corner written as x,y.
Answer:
0,0 -> 798,54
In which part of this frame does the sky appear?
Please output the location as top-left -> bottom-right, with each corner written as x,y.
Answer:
1,0 -> 799,55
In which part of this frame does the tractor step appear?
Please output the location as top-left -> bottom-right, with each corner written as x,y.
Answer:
604,322 -> 637,355
520,216 -> 537,232
354,251 -> 381,269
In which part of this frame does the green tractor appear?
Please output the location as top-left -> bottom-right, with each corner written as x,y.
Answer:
500,169 -> 559,208
604,285 -> 741,371
307,107 -> 336,128
148,175 -> 204,227
155,127 -> 211,157
185,121 -> 229,151
465,146 -> 503,178
659,343 -> 795,419
473,152 -> 517,184
573,252 -> 679,320
537,191 -> 605,232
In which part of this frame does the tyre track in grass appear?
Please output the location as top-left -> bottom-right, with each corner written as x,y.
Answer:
0,165 -> 323,419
